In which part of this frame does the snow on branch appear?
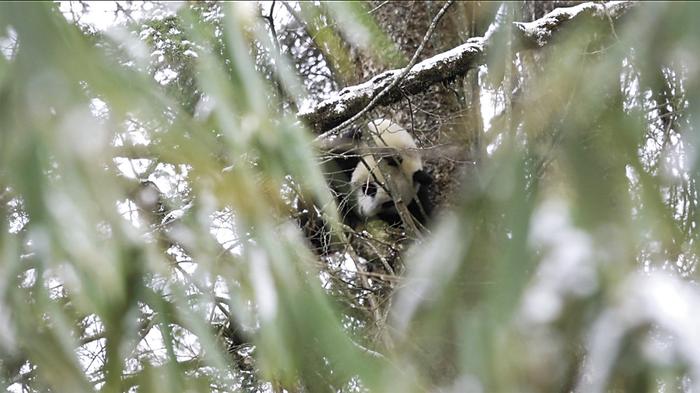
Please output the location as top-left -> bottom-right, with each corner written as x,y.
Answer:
301,37 -> 484,137
514,1 -> 635,48
300,1 -> 635,137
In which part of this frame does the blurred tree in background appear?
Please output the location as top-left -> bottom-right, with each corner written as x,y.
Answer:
1,1 -> 699,392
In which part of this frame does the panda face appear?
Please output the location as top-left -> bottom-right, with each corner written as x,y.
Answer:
347,119 -> 430,221
350,125 -> 422,219
354,162 -> 418,218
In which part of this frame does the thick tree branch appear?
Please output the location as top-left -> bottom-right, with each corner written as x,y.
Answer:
305,37 -> 484,139
301,1 -> 635,138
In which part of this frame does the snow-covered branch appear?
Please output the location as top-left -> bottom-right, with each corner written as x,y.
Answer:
300,1 -> 635,136
302,37 -> 485,138
514,1 -> 635,48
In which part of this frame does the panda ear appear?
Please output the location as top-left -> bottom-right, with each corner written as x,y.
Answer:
413,169 -> 432,185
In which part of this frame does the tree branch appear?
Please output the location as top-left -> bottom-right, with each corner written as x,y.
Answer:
321,0 -> 454,139
301,1 -> 635,137
513,0 -> 635,48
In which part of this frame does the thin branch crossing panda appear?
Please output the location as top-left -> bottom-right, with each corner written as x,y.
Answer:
350,119 -> 433,224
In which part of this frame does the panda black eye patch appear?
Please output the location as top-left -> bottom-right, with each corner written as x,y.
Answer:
413,169 -> 432,185
387,155 -> 403,167
363,182 -> 378,197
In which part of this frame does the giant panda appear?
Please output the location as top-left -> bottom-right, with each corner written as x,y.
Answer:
350,119 -> 433,225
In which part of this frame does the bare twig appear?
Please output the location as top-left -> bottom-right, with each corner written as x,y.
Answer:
368,1 -> 390,15
262,0 -> 279,50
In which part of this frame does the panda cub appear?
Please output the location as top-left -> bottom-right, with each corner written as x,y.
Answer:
350,119 -> 433,225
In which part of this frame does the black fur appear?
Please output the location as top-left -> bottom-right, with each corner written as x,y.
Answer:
373,181 -> 434,226
413,169 -> 432,186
